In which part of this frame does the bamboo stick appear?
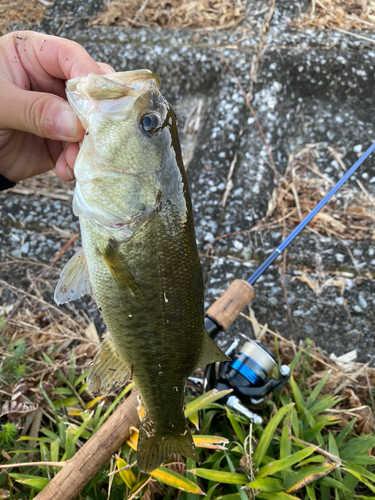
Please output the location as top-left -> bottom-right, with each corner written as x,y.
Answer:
35,391 -> 139,500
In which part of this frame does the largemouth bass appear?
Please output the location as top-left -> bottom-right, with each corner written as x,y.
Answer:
54,70 -> 228,473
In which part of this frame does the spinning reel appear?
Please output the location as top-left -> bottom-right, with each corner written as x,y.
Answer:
204,336 -> 290,424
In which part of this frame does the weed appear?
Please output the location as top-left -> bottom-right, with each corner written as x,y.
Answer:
1,347 -> 375,499
0,423 -> 18,449
0,309 -> 374,499
0,338 -> 27,385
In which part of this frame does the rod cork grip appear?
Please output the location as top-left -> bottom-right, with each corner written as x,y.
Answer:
206,279 -> 255,330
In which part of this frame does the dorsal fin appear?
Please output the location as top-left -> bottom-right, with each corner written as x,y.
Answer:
87,333 -> 130,397
54,248 -> 91,305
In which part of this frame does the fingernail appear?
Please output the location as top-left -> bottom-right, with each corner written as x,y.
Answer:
65,164 -> 75,180
56,109 -> 77,138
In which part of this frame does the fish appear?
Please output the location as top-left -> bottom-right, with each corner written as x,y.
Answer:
54,69 -> 228,473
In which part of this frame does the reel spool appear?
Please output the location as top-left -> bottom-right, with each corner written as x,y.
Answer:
204,337 -> 290,423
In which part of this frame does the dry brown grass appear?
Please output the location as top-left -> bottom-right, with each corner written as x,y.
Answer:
9,170 -> 74,203
256,143 -> 375,242
0,225 -> 102,432
90,0 -> 247,30
0,256 -> 99,431
294,0 -> 375,31
0,0 -> 247,36
0,0 -> 52,36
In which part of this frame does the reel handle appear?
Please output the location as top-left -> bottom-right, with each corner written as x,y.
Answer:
206,279 -> 254,330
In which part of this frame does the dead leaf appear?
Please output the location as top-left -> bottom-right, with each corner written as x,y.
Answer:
0,399 -> 38,418
343,388 -> 362,408
292,273 -> 321,295
355,410 -> 375,434
85,322 -> 100,344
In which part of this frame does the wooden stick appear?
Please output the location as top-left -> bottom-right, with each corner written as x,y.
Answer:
35,391 -> 139,500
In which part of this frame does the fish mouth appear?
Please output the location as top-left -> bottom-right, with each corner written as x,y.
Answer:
66,70 -> 161,128
66,69 -> 160,129
99,69 -> 161,91
66,69 -> 160,97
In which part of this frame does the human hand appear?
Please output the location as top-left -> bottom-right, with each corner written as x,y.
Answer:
0,30 -> 114,183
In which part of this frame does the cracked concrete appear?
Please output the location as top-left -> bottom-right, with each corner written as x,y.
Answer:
1,0 -> 375,361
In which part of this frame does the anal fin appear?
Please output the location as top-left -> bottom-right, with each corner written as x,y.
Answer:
54,247 -> 91,305
194,331 -> 230,370
87,333 -> 130,397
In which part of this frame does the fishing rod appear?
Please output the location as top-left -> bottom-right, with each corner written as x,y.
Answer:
201,140 -> 375,422
204,139 -> 375,338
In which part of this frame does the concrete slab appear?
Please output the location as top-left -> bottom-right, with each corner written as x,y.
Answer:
2,0 -> 375,361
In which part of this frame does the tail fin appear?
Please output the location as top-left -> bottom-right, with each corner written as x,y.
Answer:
137,417 -> 200,473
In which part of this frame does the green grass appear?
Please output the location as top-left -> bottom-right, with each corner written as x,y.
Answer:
0,332 -> 374,499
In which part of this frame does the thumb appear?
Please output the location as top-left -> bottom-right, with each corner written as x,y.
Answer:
0,83 -> 84,141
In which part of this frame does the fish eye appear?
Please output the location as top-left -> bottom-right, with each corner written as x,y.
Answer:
140,113 -> 160,134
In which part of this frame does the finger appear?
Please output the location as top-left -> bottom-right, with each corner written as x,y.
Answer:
4,31 -> 109,93
0,82 -> 84,141
97,62 -> 115,75
55,148 -> 75,181
46,137 -> 64,164
0,131 -> 57,182
52,78 -> 67,100
66,142 -> 79,168
55,142 -> 79,181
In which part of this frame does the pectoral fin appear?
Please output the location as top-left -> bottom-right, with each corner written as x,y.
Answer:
54,248 -> 91,305
87,333 -> 130,397
100,239 -> 143,301
194,331 -> 230,370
